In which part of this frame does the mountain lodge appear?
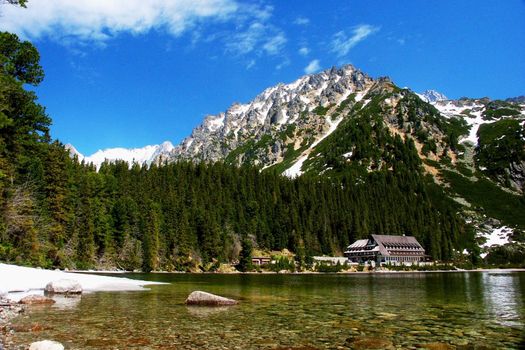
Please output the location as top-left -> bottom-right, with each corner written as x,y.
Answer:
344,234 -> 426,265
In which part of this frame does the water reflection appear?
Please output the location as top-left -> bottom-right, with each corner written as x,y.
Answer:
186,305 -> 234,318
51,294 -> 81,310
482,272 -> 524,327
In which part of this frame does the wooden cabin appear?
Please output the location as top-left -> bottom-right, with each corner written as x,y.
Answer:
251,257 -> 271,265
344,234 -> 425,265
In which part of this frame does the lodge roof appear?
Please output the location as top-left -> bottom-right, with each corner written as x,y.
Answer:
344,234 -> 425,257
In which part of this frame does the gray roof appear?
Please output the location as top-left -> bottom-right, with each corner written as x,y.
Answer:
347,239 -> 369,249
345,234 -> 425,257
371,234 -> 424,256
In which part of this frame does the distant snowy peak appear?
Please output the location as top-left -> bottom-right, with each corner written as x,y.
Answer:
417,90 -> 448,103
64,143 -> 83,159
67,141 -> 174,169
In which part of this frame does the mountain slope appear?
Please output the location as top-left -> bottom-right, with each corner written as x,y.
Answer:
154,65 -> 524,255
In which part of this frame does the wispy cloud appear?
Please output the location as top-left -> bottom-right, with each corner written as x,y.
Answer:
263,33 -> 287,55
331,24 -> 380,57
225,22 -> 286,57
293,16 -> 310,25
298,47 -> 310,56
304,59 -> 321,74
0,0 -> 237,42
246,59 -> 256,69
276,57 -> 290,70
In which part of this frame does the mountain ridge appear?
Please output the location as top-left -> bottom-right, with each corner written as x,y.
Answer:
65,141 -> 174,169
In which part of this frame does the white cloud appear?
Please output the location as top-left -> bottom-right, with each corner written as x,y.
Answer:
304,59 -> 320,74
293,16 -> 310,25
0,0 -> 239,42
263,33 -> 287,55
276,58 -> 290,70
331,24 -> 379,57
225,21 -> 286,56
298,47 -> 310,56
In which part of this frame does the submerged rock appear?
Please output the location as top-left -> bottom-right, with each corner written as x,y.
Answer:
44,279 -> 82,295
417,343 -> 455,350
29,340 -> 64,350
185,291 -> 238,306
19,295 -> 56,305
345,336 -> 394,349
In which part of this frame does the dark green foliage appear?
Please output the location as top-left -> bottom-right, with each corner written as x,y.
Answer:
485,244 -> 525,266
441,170 -> 525,227
312,104 -> 331,116
0,32 -> 44,85
483,100 -> 520,120
476,119 -> 525,184
268,256 -> 295,272
315,261 -> 345,272
236,238 -> 253,272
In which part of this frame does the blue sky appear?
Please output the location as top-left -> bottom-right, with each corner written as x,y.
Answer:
2,0 -> 524,154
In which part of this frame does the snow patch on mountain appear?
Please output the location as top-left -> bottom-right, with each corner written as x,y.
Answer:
284,116 -> 344,178
478,226 -> 513,258
417,89 -> 448,103
458,109 -> 486,145
68,141 -> 174,169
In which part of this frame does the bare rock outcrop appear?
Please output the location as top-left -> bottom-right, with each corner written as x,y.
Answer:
185,291 -> 238,306
44,279 -> 82,295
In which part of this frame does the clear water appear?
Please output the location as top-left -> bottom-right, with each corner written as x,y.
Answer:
9,272 -> 525,349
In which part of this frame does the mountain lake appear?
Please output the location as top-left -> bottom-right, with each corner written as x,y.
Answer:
8,271 -> 525,349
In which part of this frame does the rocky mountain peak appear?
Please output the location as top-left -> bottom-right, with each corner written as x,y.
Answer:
162,65 -> 375,165
419,89 -> 448,103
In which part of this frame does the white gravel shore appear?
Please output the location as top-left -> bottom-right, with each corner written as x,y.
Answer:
0,263 -> 165,302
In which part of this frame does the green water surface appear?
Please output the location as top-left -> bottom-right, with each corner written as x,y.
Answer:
10,272 -> 525,349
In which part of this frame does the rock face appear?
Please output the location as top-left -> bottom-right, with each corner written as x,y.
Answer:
19,295 -> 56,305
29,340 -> 64,350
44,279 -> 82,294
185,291 -> 238,306
161,65 -> 376,167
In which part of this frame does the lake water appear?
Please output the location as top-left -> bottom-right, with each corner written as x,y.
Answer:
9,271 -> 525,349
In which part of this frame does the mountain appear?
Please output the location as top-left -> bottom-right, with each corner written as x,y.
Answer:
160,65 -> 524,191
65,65 -> 525,252
506,95 -> 525,104
151,64 -> 525,252
417,89 -> 448,103
66,141 -> 174,169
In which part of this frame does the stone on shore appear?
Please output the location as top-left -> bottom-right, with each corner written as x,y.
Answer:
44,279 -> 82,295
29,340 -> 64,350
185,291 -> 238,306
19,295 -> 56,305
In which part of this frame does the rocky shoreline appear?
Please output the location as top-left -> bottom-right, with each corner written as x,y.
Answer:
0,297 -> 25,350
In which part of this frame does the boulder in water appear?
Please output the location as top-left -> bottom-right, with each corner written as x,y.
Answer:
185,291 -> 238,306
29,340 -> 64,350
19,295 -> 56,305
44,279 -> 82,295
